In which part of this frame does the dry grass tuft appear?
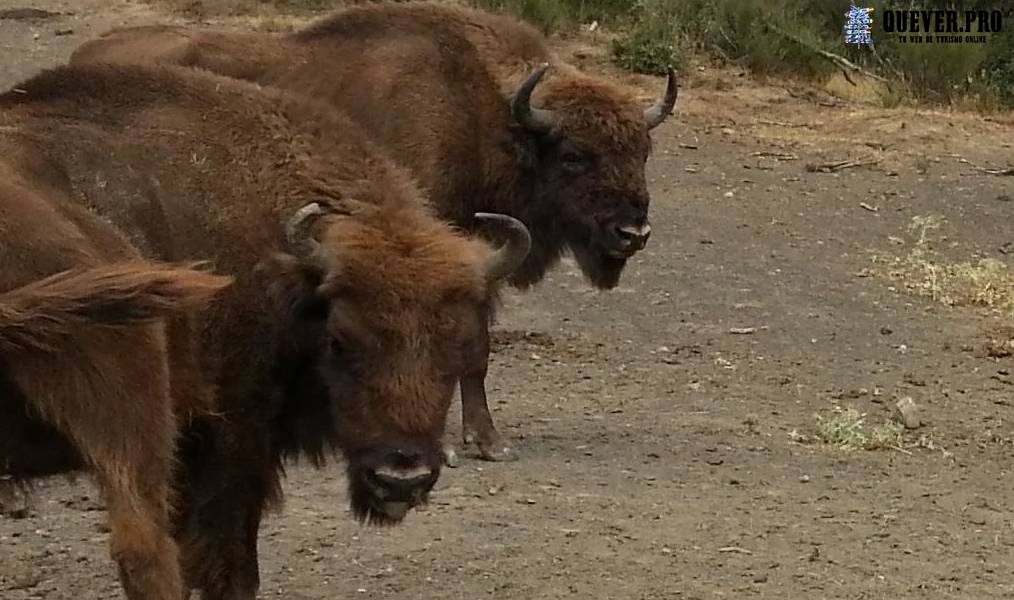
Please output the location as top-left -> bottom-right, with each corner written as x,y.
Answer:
873,215 -> 1014,318
814,406 -> 868,450
809,406 -> 906,452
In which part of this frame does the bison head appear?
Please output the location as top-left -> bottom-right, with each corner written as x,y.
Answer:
262,202 -> 529,525
509,64 -> 677,289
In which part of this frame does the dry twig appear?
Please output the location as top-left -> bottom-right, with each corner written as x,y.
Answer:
806,158 -> 878,173
718,547 -> 754,555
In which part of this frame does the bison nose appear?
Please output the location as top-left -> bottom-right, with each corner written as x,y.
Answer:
370,464 -> 438,499
616,223 -> 652,251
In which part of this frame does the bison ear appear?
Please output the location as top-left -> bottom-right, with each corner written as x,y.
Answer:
256,252 -> 329,322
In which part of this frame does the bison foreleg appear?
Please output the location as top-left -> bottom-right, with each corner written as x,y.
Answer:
103,478 -> 184,600
176,480 -> 263,600
70,328 -> 185,600
172,419 -> 271,600
459,371 -> 518,462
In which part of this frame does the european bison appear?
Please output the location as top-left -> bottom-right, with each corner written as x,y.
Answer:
0,62 -> 529,599
0,261 -> 230,600
71,0 -> 678,462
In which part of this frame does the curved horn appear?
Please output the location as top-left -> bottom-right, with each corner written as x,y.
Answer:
644,68 -> 678,130
475,212 -> 532,282
285,202 -> 328,257
511,63 -> 558,133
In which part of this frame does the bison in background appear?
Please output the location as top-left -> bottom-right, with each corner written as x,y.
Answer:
0,62 -> 529,599
0,255 -> 231,600
71,0 -> 678,462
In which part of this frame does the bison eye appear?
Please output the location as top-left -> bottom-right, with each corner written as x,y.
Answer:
329,337 -> 347,359
561,151 -> 584,164
560,151 -> 590,174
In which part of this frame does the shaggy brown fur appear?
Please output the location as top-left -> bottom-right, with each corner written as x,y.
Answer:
0,63 -> 511,599
0,251 -> 231,600
71,0 -> 677,461
0,261 -> 226,352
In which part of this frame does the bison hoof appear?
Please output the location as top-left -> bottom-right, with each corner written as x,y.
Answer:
462,430 -> 520,462
478,444 -> 519,462
441,444 -> 461,468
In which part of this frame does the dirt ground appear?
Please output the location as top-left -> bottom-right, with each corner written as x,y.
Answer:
3,1 -> 1014,598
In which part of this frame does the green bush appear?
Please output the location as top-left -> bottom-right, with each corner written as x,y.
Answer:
611,28 -> 682,75
712,0 -> 834,78
983,29 -> 1014,105
610,0 -> 683,74
607,0 -> 835,78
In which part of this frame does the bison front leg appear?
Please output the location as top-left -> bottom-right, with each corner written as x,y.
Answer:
459,367 -> 518,463
173,420 -> 270,600
16,327 -> 187,600
176,483 -> 263,600
102,477 -> 184,600
190,514 -> 261,600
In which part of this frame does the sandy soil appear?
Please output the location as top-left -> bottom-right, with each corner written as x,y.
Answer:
3,1 -> 1014,598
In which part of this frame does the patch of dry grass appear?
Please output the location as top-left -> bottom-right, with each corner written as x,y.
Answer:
789,406 -> 906,452
810,406 -> 904,451
873,215 -> 1014,318
866,420 -> 906,451
814,407 -> 867,449
791,405 -> 949,457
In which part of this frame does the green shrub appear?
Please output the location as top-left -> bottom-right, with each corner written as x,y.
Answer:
983,29 -> 1014,105
611,29 -> 683,75
719,1 -> 834,79
607,0 -> 835,78
610,0 -> 683,75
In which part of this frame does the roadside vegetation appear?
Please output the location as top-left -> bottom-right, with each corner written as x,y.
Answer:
470,0 -> 1014,111
149,0 -> 1013,111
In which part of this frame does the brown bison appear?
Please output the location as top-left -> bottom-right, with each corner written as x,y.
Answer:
0,62 -> 529,599
0,261 -> 231,600
71,0 -> 678,462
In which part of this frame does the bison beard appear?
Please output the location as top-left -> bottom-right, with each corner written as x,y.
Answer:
345,448 -> 440,526
571,244 -> 629,290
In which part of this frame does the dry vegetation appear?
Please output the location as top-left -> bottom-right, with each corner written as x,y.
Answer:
873,215 -> 1014,319
786,406 -> 906,452
470,0 -> 1014,111
813,406 -> 906,451
145,0 -> 1014,111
